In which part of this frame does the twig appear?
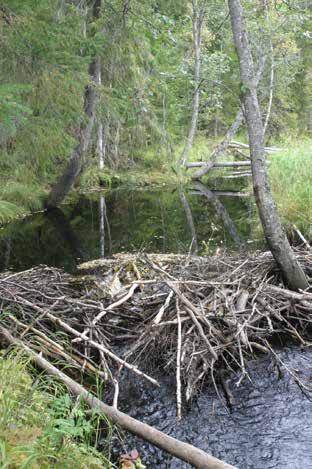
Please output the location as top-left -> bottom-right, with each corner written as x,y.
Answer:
176,298 -> 182,421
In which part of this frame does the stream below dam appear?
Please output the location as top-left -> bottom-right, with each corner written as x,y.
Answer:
117,343 -> 312,468
0,185 -> 311,468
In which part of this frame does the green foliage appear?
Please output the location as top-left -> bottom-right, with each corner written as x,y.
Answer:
0,0 -> 310,215
0,84 -> 32,139
270,138 -> 312,239
0,353 -> 112,468
1,183 -> 45,212
0,201 -> 24,224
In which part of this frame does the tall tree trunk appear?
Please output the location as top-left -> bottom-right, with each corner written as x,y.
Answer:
46,0 -> 101,209
180,0 -> 205,167
97,67 -> 105,170
228,0 -> 308,290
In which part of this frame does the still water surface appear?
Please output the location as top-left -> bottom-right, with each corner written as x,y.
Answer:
120,345 -> 312,468
0,185 -> 255,272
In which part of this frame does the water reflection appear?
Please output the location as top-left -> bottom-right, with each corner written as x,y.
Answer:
0,185 -> 255,272
193,181 -> 243,246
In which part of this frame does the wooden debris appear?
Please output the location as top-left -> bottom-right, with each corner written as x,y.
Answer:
0,249 -> 311,406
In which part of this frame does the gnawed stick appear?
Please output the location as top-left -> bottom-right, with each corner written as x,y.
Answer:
13,295 -> 159,387
176,298 -> 182,421
154,290 -> 174,324
74,282 -> 139,343
294,225 -> 311,251
1,326 -> 237,469
7,314 -> 109,380
167,282 -> 218,361
45,310 -> 160,387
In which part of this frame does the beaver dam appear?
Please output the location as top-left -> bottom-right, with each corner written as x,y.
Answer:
1,250 -> 312,467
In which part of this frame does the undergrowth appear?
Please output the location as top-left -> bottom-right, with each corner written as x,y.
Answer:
0,201 -> 24,225
269,138 -> 312,239
0,182 -> 46,224
0,352 -> 113,468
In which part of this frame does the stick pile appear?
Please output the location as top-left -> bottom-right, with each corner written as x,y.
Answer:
1,250 -> 312,408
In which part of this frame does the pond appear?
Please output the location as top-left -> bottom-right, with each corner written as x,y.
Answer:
0,183 -> 257,272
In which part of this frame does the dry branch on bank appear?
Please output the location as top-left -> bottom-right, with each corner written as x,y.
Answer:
1,250 -> 312,407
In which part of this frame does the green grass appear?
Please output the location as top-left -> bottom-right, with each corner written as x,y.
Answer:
0,353 -> 113,468
0,201 -> 25,225
0,182 -> 46,225
269,138 -> 312,239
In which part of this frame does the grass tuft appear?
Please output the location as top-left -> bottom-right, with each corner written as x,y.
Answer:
0,201 -> 24,225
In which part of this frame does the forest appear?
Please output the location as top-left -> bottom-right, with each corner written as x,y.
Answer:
0,1 -> 312,468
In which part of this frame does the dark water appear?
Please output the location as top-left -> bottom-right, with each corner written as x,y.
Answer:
119,345 -> 312,468
2,185 -> 310,468
0,185 -> 256,272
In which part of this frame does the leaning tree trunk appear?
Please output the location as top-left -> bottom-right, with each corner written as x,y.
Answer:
180,0 -> 204,167
46,0 -> 101,209
228,0 -> 308,291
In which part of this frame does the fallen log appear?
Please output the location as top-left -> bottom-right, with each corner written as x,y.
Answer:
192,55 -> 266,180
191,190 -> 250,197
186,161 -> 251,168
229,140 -> 282,153
0,326 -> 237,469
219,172 -> 252,179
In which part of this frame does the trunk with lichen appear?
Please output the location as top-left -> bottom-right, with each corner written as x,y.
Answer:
228,0 -> 308,291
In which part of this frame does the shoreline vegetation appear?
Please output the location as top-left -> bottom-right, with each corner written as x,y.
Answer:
0,354 -> 113,468
1,137 -> 311,240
